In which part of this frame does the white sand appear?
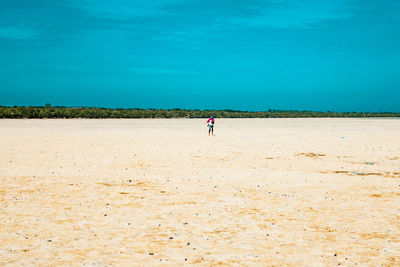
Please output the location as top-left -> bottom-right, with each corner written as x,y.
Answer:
1,118 -> 400,266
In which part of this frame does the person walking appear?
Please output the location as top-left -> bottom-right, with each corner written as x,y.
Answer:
207,115 -> 215,136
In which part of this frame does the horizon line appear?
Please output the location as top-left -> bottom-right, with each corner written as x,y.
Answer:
1,105 -> 399,114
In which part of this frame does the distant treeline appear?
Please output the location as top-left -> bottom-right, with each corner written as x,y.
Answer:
0,105 -> 399,118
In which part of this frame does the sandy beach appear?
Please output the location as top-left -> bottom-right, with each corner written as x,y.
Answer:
1,118 -> 400,266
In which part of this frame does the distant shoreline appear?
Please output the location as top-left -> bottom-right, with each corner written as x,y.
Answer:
1,106 -> 399,119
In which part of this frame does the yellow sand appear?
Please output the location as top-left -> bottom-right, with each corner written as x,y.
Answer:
1,118 -> 400,266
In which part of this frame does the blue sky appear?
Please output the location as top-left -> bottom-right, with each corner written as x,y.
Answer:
0,0 -> 399,111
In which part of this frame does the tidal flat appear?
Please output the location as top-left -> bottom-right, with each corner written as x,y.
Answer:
1,118 -> 399,266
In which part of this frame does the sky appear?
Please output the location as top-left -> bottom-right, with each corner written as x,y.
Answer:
0,0 -> 399,112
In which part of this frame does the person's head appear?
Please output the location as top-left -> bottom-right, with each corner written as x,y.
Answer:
210,115 -> 214,118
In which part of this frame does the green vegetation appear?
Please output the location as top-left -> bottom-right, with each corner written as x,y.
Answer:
0,105 -> 399,118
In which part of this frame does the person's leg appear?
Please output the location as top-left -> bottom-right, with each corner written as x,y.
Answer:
211,126 -> 214,135
208,126 -> 211,136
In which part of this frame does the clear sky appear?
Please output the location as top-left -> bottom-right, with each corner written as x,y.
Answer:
0,0 -> 399,111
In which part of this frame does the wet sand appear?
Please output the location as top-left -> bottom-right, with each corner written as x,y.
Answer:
1,118 -> 400,266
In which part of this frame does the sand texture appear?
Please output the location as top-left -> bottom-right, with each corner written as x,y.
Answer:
1,118 -> 400,266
